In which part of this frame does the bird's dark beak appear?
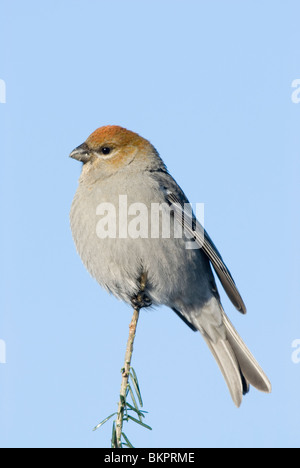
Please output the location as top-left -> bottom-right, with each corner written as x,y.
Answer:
69,142 -> 91,163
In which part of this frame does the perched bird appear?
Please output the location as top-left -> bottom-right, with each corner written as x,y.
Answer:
70,125 -> 271,407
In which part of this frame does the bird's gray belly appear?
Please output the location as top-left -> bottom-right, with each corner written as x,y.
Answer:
70,183 -> 213,307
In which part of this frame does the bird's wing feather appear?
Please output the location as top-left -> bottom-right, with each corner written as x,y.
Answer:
149,169 -> 246,314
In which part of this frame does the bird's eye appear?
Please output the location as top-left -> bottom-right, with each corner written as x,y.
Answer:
101,147 -> 111,155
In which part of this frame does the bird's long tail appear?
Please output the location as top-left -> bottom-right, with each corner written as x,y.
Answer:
200,310 -> 271,407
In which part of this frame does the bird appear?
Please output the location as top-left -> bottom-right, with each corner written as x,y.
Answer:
69,125 -> 271,407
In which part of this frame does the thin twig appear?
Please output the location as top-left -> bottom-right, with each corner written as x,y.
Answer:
114,273 -> 147,448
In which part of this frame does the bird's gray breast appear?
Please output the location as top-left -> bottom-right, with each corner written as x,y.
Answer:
70,172 -> 213,306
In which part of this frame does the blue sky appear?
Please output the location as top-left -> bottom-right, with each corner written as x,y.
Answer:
0,0 -> 299,448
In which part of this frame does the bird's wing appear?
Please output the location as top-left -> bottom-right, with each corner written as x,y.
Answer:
149,169 -> 247,314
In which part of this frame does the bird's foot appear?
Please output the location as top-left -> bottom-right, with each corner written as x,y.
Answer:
131,291 -> 152,309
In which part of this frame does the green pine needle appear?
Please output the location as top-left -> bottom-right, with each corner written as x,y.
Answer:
94,366 -> 151,447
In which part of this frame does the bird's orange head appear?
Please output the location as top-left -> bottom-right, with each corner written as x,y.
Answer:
70,125 -> 164,180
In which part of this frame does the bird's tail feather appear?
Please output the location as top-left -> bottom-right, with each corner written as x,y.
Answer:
200,310 -> 271,407
222,311 -> 272,395
202,334 -> 246,407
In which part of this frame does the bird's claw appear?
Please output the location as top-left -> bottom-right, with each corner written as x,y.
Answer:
131,292 -> 152,309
